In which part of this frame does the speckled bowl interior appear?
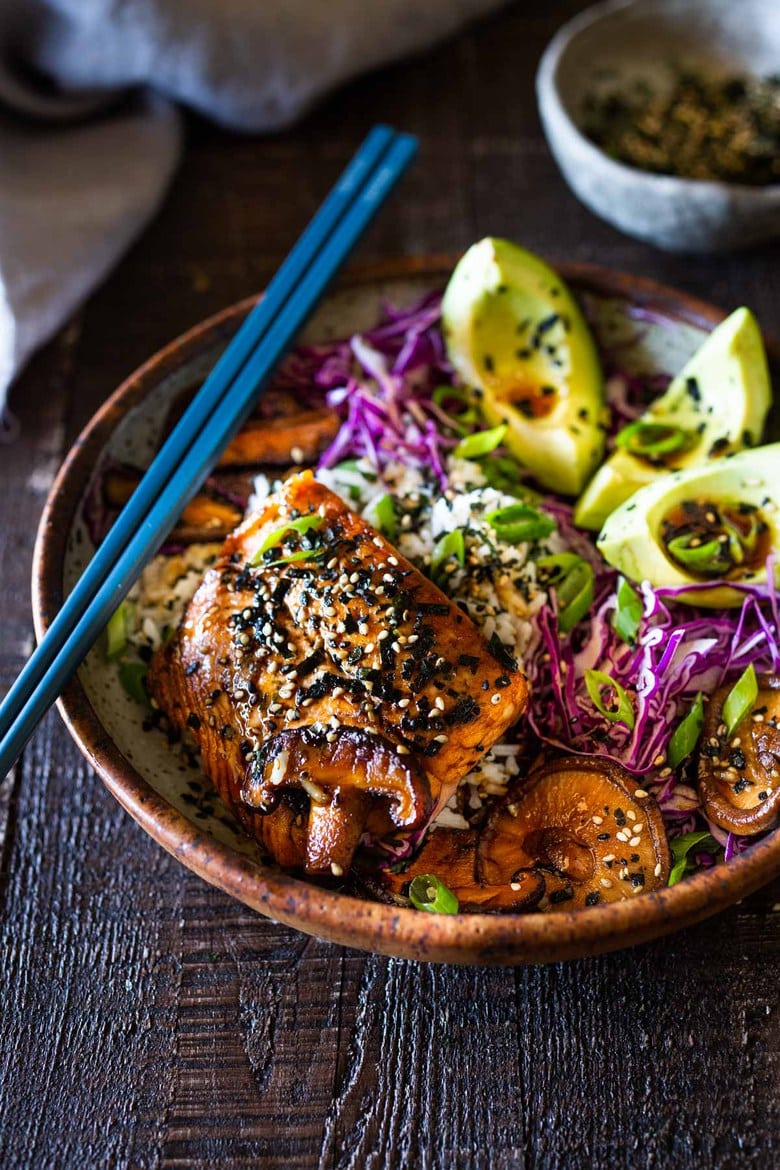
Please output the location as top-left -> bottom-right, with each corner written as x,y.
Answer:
33,258 -> 780,964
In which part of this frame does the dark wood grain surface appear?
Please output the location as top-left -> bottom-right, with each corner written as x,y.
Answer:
2,3 -> 780,1167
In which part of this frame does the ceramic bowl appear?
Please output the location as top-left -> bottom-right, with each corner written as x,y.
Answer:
33,257 -> 780,965
536,0 -> 780,253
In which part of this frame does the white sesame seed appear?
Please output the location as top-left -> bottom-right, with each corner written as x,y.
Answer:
290,446 -> 304,464
602,854 -> 615,863
359,623 -> 369,636
626,809 -> 636,821
330,862 -> 343,877
377,630 -> 389,641
434,696 -> 445,711
654,863 -> 662,877
629,836 -> 641,847
365,642 -> 375,653
398,698 -> 410,708
491,694 -> 501,705
396,744 -> 409,755
332,686 -> 344,698
434,734 -> 449,744
387,556 -> 399,566
592,815 -> 604,825
600,878 -> 613,889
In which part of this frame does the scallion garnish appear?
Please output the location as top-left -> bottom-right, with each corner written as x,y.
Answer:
408,873 -> 459,914
453,423 -> 507,459
555,560 -> 595,634
665,534 -> 731,574
430,529 -> 465,581
486,502 -> 556,544
118,661 -> 149,706
667,692 -> 705,770
252,513 -> 324,564
615,420 -> 696,458
479,454 -> 532,498
668,829 -> 719,886
364,493 -> 397,540
612,577 -> 643,645
536,552 -> 581,582
432,385 -> 479,434
537,554 -> 594,633
105,601 -> 134,661
266,548 -> 326,567
722,664 -> 758,737
584,669 -> 635,729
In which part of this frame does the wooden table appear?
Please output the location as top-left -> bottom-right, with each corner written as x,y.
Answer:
2,3 -> 779,1166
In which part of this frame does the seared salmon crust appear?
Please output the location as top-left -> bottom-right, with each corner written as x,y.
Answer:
148,472 -> 529,873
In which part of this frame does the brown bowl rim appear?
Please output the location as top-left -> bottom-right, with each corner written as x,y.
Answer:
31,255 -> 780,965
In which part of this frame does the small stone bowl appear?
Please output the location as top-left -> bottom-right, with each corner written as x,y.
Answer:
536,0 -> 780,253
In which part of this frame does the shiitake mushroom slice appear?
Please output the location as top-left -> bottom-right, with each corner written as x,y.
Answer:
360,828 -> 545,914
699,674 -> 780,835
242,726 -> 432,876
477,756 -> 671,910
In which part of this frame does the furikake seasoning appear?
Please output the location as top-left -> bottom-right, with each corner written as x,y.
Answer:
581,71 -> 780,186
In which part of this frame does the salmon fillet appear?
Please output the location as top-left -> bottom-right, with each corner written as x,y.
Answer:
148,472 -> 529,874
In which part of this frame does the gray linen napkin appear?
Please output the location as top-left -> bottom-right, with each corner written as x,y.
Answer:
0,0 -> 505,436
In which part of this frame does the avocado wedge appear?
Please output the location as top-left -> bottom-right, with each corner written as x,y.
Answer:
575,308 -> 772,531
597,443 -> 780,607
441,238 -> 605,496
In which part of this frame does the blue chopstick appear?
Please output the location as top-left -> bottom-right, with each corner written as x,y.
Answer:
0,124 -> 393,748
0,128 -> 418,776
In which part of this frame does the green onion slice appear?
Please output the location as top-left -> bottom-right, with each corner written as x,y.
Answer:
666,534 -> 730,574
432,385 -> 479,434
266,549 -> 325,568
538,554 -> 594,633
615,420 -> 696,458
408,873 -> 459,914
118,661 -> 149,707
555,561 -> 595,634
584,669 -> 635,729
480,454 -> 531,498
722,664 -> 758,737
487,502 -> 556,544
252,513 -> 324,564
667,692 -> 705,770
612,577 -> 643,645
105,600 -> 134,661
431,529 -> 466,578
668,829 -> 719,886
364,493 -> 397,540
453,424 -> 507,459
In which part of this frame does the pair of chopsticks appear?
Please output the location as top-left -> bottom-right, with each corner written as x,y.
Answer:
0,125 -> 418,777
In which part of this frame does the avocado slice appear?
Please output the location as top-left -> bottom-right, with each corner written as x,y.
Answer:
441,238 -> 605,496
575,308 -> 772,531
597,443 -> 780,608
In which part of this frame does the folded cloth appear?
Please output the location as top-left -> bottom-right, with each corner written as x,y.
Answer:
0,0 -> 505,436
